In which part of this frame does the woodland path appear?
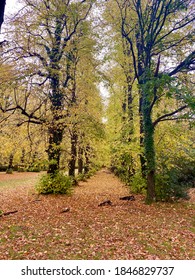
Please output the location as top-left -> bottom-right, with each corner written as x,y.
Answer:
0,169 -> 194,260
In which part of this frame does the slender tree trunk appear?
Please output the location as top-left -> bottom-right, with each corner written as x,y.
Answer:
84,145 -> 90,174
78,146 -> 84,174
68,130 -> 78,177
139,94 -> 147,177
20,148 -> 25,164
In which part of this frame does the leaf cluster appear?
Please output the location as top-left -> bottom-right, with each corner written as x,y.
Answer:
36,172 -> 73,194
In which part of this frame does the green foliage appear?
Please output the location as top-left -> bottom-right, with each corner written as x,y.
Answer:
75,173 -> 87,182
36,172 -> 73,195
27,166 -> 41,172
112,165 -> 132,185
155,169 -> 190,202
155,121 -> 195,201
130,172 -> 146,194
84,168 -> 98,179
109,139 -> 140,186
17,166 -> 26,172
155,155 -> 195,201
74,167 -> 98,184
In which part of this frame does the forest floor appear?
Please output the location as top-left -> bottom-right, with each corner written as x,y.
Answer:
0,169 -> 194,260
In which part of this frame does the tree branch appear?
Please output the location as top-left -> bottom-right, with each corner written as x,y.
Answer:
153,105 -> 188,127
168,50 -> 195,76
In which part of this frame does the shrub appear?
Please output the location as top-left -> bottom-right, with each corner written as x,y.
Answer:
6,168 -> 13,174
84,168 -> 96,179
130,172 -> 146,194
155,154 -> 195,201
27,164 -> 41,172
0,165 -> 8,172
155,168 -> 190,202
36,172 -> 73,195
75,173 -> 87,182
17,167 -> 26,172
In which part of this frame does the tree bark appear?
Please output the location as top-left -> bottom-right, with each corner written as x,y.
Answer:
8,153 -> 14,170
84,145 -> 90,174
47,126 -> 63,175
47,60 -> 63,175
139,94 -> 147,178
68,130 -> 78,177
142,96 -> 156,203
78,146 -> 84,174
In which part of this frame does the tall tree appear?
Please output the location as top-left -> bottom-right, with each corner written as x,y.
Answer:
116,0 -> 195,202
102,1 -> 138,182
1,0 -> 94,175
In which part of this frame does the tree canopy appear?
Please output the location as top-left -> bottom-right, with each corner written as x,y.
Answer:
0,0 -> 194,201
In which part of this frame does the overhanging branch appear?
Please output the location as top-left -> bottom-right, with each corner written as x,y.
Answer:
168,50 -> 195,76
153,105 -> 188,127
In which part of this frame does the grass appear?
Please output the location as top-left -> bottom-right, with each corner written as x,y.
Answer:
0,172 -> 41,190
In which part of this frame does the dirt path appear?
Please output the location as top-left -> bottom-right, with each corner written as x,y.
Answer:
0,169 -> 194,260
73,169 -> 131,207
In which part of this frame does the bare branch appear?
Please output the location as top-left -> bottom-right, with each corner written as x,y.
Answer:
168,50 -> 195,76
153,105 -> 188,127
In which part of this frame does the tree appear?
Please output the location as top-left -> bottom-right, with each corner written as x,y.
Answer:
0,115 -> 47,172
1,0 -> 94,175
115,0 -> 195,202
101,1 -> 138,183
0,0 -> 6,31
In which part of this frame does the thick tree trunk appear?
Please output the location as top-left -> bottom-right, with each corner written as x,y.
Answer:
146,170 -> 156,203
135,26 -> 156,202
142,101 -> 156,203
47,71 -> 63,175
47,126 -> 63,175
8,153 -> 14,170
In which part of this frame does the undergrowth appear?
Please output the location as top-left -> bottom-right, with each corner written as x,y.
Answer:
36,172 -> 73,195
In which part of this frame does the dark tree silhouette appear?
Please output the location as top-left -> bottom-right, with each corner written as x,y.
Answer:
0,0 -> 6,30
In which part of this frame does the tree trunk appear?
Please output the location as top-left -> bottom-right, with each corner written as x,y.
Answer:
84,145 -> 90,174
8,153 -> 14,170
47,69 -> 63,175
139,94 -> 147,177
47,126 -> 63,175
68,130 -> 78,177
146,170 -> 156,203
20,148 -> 25,164
142,100 -> 156,203
78,146 -> 84,174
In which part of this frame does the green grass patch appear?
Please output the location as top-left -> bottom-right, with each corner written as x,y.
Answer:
0,174 -> 41,190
